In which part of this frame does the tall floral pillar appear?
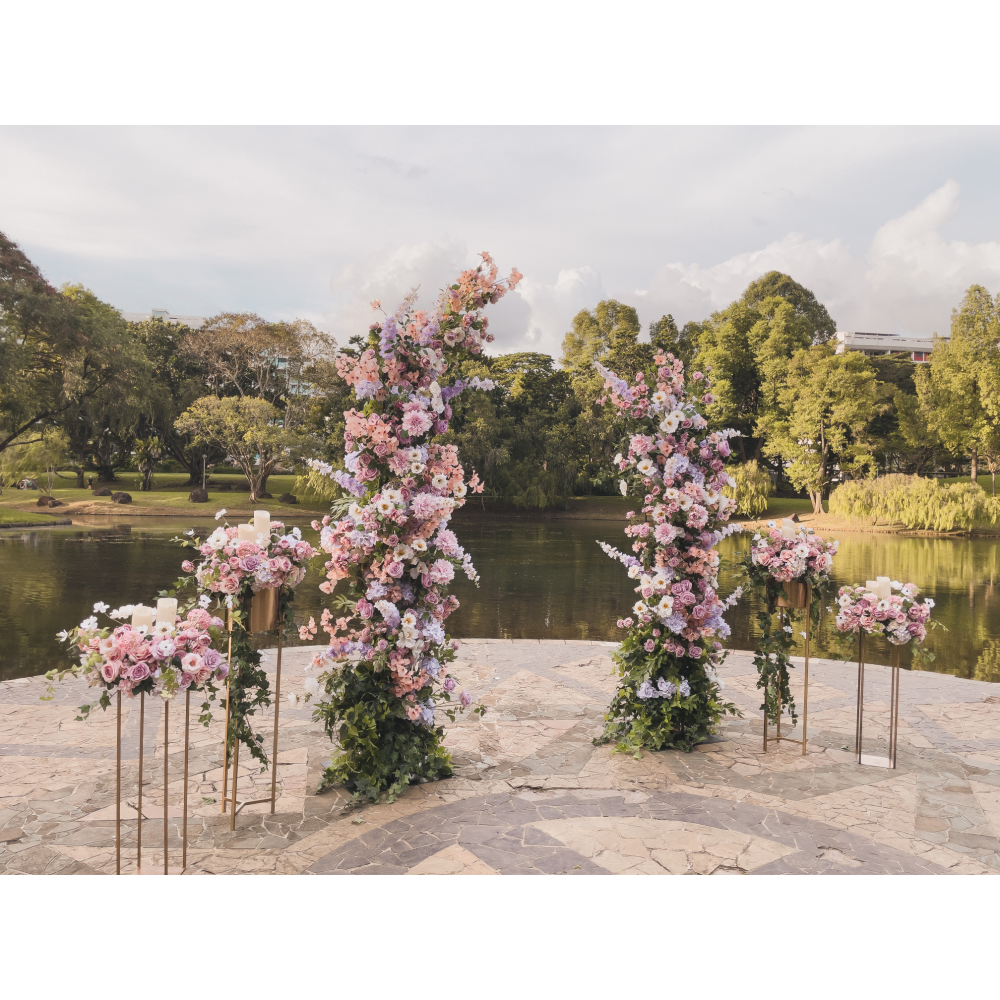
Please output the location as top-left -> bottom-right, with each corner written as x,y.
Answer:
304,254 -> 521,800
594,353 -> 741,752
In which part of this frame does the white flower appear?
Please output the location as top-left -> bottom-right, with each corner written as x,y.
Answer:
431,473 -> 448,489
411,462 -> 426,475
152,622 -> 174,636
664,488 -> 680,501
783,626 -> 793,633
198,594 -> 211,609
412,538 -> 428,554
393,543 -> 413,561
453,482 -> 467,498
627,564 -> 642,579
652,390 -> 669,407
636,459 -> 655,476
659,410 -> 683,433
407,448 -> 422,462
215,508 -> 227,520
891,580 -> 902,590
401,610 -> 418,628
348,502 -> 364,521
924,598 -> 935,609
375,497 -> 395,515
79,616 -> 98,630
303,676 -> 320,697
287,692 -> 299,705
613,453 -> 623,465
207,527 -> 227,550
656,595 -> 675,617
56,630 -> 69,642
93,601 -> 109,614
619,479 -> 628,496
633,601 -> 649,616
225,595 -> 234,609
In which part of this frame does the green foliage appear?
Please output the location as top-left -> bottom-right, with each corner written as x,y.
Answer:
828,475 -> 999,532
600,631 -> 738,754
723,458 -> 773,517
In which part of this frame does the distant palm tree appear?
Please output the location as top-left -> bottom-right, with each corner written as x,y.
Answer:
134,437 -> 163,492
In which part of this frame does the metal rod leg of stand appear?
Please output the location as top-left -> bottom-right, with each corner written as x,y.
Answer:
230,734 -> 239,832
116,692 -> 121,875
857,637 -> 866,764
164,698 -> 169,875
183,690 -> 190,871
222,615 -> 233,813
270,631 -> 282,813
801,585 -> 811,754
138,692 -> 144,871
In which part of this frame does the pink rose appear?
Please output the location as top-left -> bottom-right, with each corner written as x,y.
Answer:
101,661 -> 120,683
129,662 -> 151,682
181,560 -> 194,573
181,652 -> 203,673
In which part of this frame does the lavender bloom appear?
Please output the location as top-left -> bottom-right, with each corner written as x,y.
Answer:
459,690 -> 472,707
374,600 -> 400,628
354,380 -> 381,400
679,679 -> 691,697
662,613 -> 687,634
333,470 -> 365,498
443,677 -> 457,692
422,620 -> 445,644
656,678 -> 676,698
422,657 -> 441,677
366,581 -> 388,600
637,680 -> 655,700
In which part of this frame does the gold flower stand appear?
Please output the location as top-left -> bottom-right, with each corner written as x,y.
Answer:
220,588 -> 285,830
762,579 -> 812,756
855,637 -> 901,768
114,688 -> 192,875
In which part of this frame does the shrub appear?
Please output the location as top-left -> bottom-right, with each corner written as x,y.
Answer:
723,459 -> 773,517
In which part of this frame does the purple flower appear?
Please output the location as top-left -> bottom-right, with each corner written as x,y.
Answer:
443,677 -> 456,692
637,680 -> 655,700
679,679 -> 691,697
459,690 -> 472,707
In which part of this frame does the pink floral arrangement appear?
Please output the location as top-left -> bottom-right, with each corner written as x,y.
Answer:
53,602 -> 229,700
181,517 -> 316,596
835,582 -> 934,645
304,254 -> 520,753
749,520 -> 838,587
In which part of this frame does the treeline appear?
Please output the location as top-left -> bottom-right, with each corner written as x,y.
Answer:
4,225 -> 998,511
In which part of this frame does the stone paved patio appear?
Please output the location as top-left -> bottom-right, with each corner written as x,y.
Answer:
2,640 -> 1000,874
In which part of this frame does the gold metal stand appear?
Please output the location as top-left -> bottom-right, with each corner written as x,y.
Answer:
224,588 -> 285,830
221,610 -> 233,813
856,641 -> 901,768
115,689 -> 191,874
763,581 -> 811,755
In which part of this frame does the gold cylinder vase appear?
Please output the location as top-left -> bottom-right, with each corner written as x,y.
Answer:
248,588 -> 279,633
776,580 -> 808,609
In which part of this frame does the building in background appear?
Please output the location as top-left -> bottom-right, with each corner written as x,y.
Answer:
834,330 -> 946,363
120,307 -> 207,329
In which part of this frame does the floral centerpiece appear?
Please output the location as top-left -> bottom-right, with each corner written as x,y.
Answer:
593,352 -> 741,753
176,512 -> 317,766
739,519 -> 839,726
302,253 -> 520,801
835,581 -> 935,649
47,602 -> 229,721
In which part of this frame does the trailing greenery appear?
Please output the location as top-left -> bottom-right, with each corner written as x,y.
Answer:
829,475 -> 1000,532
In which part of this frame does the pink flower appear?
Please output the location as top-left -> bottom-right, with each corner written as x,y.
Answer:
181,560 -> 194,573
181,652 -> 203,673
429,559 -> 454,584
129,662 -> 151,682
101,661 -> 120,683
402,410 -> 433,435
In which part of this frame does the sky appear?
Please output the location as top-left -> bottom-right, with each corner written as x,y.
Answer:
4,1 -> 1000,358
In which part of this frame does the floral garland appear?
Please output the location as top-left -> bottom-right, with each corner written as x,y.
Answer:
47,601 -> 229,723
302,253 -> 521,801
176,512 -> 316,767
834,582 -> 934,646
739,520 -> 838,726
593,352 -> 741,754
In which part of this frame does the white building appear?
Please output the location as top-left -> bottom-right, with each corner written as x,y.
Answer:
834,330 -> 947,363
120,308 -> 207,329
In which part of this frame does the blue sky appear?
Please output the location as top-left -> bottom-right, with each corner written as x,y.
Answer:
4,2 -> 1000,357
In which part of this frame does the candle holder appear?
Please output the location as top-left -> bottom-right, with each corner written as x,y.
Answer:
855,639 -> 901,768
763,580 -> 812,756
221,588 -> 286,831
114,688 -> 192,874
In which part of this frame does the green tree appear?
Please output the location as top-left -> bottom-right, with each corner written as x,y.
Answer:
649,314 -> 700,368
174,396 -> 304,501
134,436 -> 163,492
741,270 -> 837,343
758,345 -> 879,514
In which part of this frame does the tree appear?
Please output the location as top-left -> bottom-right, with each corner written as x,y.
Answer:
758,345 -> 879,514
741,271 -> 837,343
174,396 -> 305,501
649,314 -> 700,369
134,436 -> 163,492
915,285 -> 1000,483
561,300 -> 651,381
0,426 -> 69,494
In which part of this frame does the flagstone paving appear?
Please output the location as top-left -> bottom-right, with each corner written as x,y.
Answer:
2,640 -> 1000,875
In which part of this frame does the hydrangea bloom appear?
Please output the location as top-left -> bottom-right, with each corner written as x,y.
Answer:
305,254 -> 522,799
595,353 -> 739,752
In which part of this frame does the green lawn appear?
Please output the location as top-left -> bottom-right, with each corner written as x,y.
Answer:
0,506 -> 68,524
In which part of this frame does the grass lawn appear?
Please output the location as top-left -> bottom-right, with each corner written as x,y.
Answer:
0,505 -> 68,524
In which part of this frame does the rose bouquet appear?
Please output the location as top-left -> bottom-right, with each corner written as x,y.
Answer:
181,518 -> 315,595
47,602 -> 229,719
593,352 -> 741,753
739,519 -> 839,726
176,512 -> 317,767
835,582 -> 934,646
303,253 -> 520,801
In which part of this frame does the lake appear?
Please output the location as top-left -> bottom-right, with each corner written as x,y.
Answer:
1,516 -> 998,682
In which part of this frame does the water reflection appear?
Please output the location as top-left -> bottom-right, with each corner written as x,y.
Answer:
2,517 -> 999,682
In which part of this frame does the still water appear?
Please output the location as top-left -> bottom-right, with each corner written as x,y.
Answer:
1,516 -> 998,682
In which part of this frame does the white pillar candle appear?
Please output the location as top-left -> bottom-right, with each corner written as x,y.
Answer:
876,576 -> 892,600
155,597 -> 177,625
131,605 -> 154,630
781,518 -> 796,539
254,509 -> 271,540
237,523 -> 255,542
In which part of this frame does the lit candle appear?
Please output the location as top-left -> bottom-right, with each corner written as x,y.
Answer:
237,523 -> 255,543
155,598 -> 177,625
131,605 -> 154,630
254,509 -> 271,540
